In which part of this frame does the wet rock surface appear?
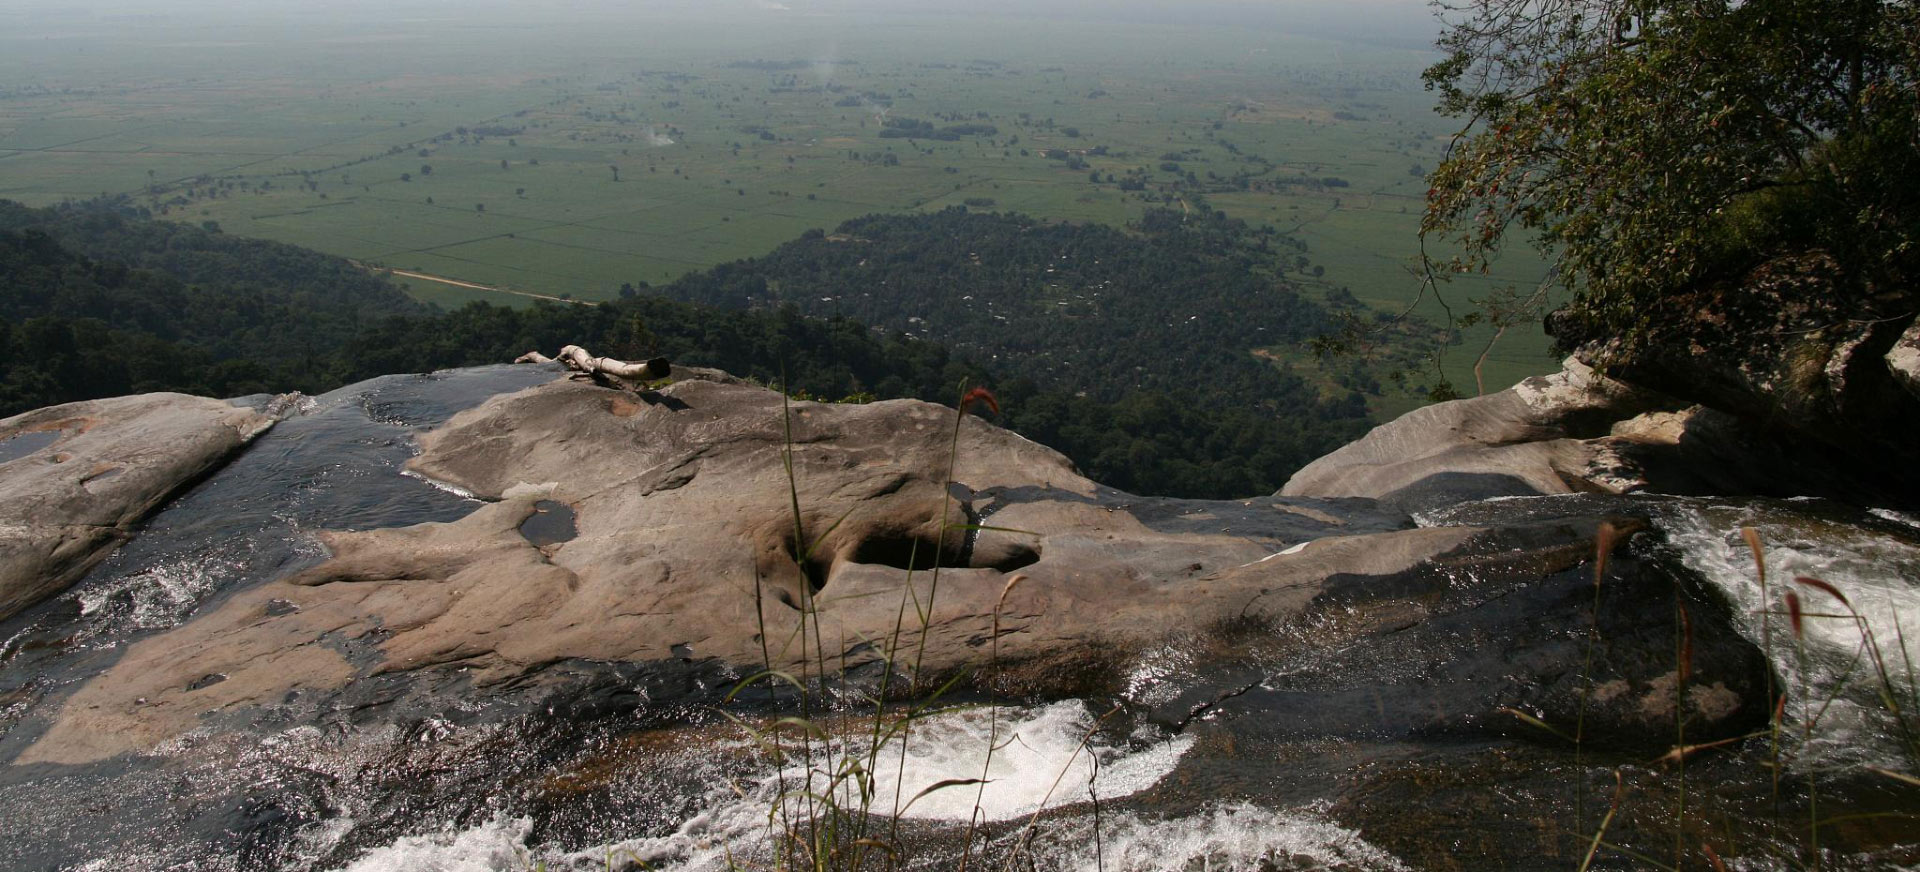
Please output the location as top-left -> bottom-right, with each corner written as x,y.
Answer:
16,370 -> 1440,764
0,392 -> 275,622
1150,518 -> 1774,755
2,365 -> 1888,871
13,368 -> 1778,770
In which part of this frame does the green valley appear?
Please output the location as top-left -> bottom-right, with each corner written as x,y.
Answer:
0,9 -> 1555,405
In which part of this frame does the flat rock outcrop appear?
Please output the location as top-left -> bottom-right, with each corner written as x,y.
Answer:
15,373 -> 1396,762
1282,347 -> 1920,512
0,394 -> 274,622
17,371 -> 1771,765
1279,358 -> 1683,513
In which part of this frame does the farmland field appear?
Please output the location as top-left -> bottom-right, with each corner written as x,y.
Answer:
0,6 -> 1557,405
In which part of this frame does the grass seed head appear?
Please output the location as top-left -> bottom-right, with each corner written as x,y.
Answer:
961,386 -> 1000,416
1592,521 -> 1621,588
1792,576 -> 1851,608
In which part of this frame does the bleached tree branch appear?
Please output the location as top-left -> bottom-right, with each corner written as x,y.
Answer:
515,345 -> 670,383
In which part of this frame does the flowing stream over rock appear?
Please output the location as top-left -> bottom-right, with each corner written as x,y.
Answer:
1423,493 -> 1920,774
1,367 -> 1915,870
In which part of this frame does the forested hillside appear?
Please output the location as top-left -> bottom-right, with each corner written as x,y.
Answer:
0,199 -> 1371,497
660,208 -> 1335,406
0,201 -> 424,365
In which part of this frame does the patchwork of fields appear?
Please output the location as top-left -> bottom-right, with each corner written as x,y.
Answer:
0,10 -> 1556,405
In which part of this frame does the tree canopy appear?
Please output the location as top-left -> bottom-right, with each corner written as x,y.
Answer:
1421,0 -> 1919,346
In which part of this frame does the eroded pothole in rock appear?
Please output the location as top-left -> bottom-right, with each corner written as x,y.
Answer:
520,500 -> 578,547
0,429 -> 63,464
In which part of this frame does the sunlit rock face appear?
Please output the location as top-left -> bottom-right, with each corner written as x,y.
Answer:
0,392 -> 275,621
1279,357 -> 1677,513
1889,318 -> 1920,401
15,368 -> 1772,768
1281,350 -> 1920,513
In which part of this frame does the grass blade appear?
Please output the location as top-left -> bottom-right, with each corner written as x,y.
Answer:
1867,766 -> 1920,788
1576,769 -> 1625,872
1498,706 -> 1576,744
900,778 -> 992,817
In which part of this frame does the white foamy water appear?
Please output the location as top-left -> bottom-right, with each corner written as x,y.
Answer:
1661,503 -> 1920,683
1030,801 -> 1410,872
336,800 -> 1408,872
333,701 -> 1197,872
1870,507 -> 1920,531
400,469 -> 480,501
1657,501 -> 1920,768
865,700 -> 1194,822
339,816 -> 536,872
74,544 -> 255,634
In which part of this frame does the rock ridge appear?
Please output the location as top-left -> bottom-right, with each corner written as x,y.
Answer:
15,369 -> 1769,766
0,393 -> 276,622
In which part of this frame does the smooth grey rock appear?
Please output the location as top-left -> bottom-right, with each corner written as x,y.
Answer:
1279,347 -> 1914,511
1281,358 -> 1679,513
20,374 -> 1605,764
19,372 -> 1775,766
1889,317 -> 1920,401
0,394 -> 274,622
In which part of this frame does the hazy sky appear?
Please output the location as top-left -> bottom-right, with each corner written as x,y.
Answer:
819,0 -> 1441,46
11,0 -> 1444,50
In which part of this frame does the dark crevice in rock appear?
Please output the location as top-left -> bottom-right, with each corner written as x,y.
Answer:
843,532 -> 1040,574
781,537 -> 833,596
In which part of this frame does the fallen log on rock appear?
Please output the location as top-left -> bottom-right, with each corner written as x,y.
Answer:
515,345 -> 670,385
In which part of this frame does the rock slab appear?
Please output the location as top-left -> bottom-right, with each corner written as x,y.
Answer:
1280,358 -> 1681,512
1889,318 -> 1920,401
1547,253 -> 1920,506
18,372 -> 1769,765
1281,350 -> 1916,511
0,393 -> 274,621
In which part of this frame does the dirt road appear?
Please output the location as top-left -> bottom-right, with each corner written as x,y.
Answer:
359,264 -> 596,306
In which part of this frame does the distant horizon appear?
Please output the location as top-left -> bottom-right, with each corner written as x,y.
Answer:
0,0 -> 1522,393
1,0 -> 1446,52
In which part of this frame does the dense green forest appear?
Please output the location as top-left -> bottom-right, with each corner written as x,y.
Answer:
0,200 -> 425,367
657,208 -> 1334,406
0,199 -> 1370,497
